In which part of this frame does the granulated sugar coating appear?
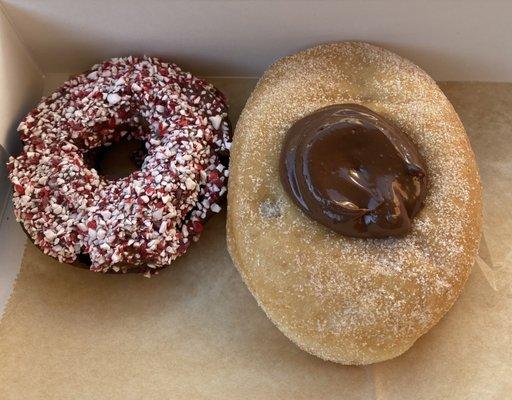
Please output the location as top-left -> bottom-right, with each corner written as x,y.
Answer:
8,56 -> 230,274
227,42 -> 482,364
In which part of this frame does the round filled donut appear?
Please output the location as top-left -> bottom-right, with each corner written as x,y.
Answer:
227,42 -> 482,364
8,56 -> 230,275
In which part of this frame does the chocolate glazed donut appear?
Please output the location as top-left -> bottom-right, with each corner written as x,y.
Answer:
280,104 -> 427,238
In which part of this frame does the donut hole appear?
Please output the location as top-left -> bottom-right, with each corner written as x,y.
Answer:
84,130 -> 147,180
76,252 -> 92,267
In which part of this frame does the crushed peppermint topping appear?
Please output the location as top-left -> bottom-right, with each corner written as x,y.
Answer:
8,56 -> 231,274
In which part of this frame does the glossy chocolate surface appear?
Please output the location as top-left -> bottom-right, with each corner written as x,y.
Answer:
280,104 -> 427,238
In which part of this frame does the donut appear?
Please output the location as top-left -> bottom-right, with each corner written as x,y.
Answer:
227,42 -> 482,364
8,56 -> 230,275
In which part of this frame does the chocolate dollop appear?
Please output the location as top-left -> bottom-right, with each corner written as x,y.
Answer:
280,104 -> 427,238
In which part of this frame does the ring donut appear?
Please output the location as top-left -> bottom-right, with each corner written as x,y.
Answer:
227,42 -> 482,364
9,56 -> 230,275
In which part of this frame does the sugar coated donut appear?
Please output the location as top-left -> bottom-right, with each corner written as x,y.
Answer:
227,42 -> 482,364
9,56 -> 230,275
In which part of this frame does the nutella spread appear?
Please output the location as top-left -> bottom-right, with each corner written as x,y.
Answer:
280,104 -> 427,238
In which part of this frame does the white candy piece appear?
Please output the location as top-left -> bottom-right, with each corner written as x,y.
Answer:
159,220 -> 168,234
100,210 -> 112,220
107,93 -> 121,105
209,115 -> 223,130
153,208 -> 163,220
44,229 -> 57,242
52,204 -> 63,215
185,178 -> 196,190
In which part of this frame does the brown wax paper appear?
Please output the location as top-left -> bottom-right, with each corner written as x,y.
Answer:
0,80 -> 511,399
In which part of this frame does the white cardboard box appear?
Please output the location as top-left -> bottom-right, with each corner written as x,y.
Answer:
1,0 -> 512,332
